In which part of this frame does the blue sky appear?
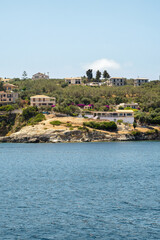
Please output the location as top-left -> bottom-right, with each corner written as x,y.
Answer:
0,0 -> 160,79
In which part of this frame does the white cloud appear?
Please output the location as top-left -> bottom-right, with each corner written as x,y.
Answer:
85,58 -> 120,71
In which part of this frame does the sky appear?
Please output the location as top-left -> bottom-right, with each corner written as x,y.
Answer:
0,0 -> 160,80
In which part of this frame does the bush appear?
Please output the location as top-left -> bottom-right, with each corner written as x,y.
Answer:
83,121 -> 117,131
22,106 -> 38,120
0,105 -> 14,112
130,130 -> 141,136
50,120 -> 62,126
28,113 -> 45,125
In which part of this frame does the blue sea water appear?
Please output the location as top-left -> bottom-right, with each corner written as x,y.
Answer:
0,142 -> 160,240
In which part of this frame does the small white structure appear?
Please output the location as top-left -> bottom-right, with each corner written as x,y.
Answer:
65,77 -> 82,85
84,110 -> 134,124
117,103 -> 139,109
30,95 -> 56,107
107,77 -> 125,86
32,72 -> 49,80
134,78 -> 148,86
86,82 -> 101,87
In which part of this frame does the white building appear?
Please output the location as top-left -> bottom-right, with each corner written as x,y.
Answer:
134,78 -> 148,87
30,95 -> 56,107
32,72 -> 49,80
65,77 -> 82,85
107,77 -> 125,86
84,110 -> 134,124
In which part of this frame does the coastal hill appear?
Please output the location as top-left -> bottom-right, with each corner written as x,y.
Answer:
0,114 -> 160,143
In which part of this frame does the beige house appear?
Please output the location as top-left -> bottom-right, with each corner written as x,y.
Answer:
0,91 -> 18,105
32,72 -> 49,80
3,83 -> 18,91
30,95 -> 56,107
107,77 -> 125,86
84,110 -> 134,123
0,78 -> 11,83
117,102 -> 139,109
65,77 -> 82,85
134,78 -> 148,86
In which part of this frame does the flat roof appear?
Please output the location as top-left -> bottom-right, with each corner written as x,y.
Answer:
65,77 -> 82,80
30,95 -> 55,98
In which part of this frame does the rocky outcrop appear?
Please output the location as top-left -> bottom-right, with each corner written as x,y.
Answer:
0,128 -> 159,143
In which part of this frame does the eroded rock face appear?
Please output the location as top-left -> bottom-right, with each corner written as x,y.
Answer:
0,128 -> 159,143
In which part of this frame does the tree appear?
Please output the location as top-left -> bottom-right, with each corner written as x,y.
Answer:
96,70 -> 101,82
86,69 -> 93,80
22,71 -> 27,80
133,121 -> 137,129
103,70 -> 110,79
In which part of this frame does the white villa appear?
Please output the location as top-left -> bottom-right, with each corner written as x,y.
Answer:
84,110 -> 134,124
65,77 -> 82,85
30,95 -> 56,107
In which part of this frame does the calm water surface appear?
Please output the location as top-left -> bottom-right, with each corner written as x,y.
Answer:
0,142 -> 160,240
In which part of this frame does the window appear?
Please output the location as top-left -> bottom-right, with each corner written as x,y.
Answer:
33,98 -> 35,102
42,103 -> 46,105
43,98 -> 45,102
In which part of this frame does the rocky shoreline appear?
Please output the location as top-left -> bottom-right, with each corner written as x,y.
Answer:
0,129 -> 160,143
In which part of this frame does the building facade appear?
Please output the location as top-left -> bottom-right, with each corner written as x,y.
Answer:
65,77 -> 82,85
32,72 -> 49,80
84,110 -> 134,124
117,102 -> 139,109
134,78 -> 148,86
107,77 -> 125,86
30,95 -> 56,107
0,91 -> 18,105
3,83 -> 18,91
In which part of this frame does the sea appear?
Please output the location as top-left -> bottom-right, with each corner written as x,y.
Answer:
0,142 -> 160,240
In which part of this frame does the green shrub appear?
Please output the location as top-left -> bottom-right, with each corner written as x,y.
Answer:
28,113 -> 45,125
22,106 -> 38,120
50,120 -> 62,126
0,105 -> 14,112
66,123 -> 72,127
117,119 -> 123,125
83,121 -> 117,131
130,130 -> 141,136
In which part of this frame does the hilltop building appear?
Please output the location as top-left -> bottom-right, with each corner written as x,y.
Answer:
65,77 -> 82,85
134,78 -> 148,86
30,95 -> 56,107
32,72 -> 49,80
107,77 -> 125,86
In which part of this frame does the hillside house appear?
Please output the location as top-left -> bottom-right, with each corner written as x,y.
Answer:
107,77 -> 125,86
117,103 -> 139,109
84,110 -> 134,124
3,83 -> 18,91
134,78 -> 148,86
65,77 -> 82,85
30,95 -> 56,107
0,91 -> 18,106
32,72 -> 49,80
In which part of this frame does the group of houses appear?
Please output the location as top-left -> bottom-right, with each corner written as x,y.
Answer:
0,72 -> 143,124
64,77 -> 149,87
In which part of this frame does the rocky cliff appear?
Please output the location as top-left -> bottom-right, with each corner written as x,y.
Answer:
0,127 -> 159,143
